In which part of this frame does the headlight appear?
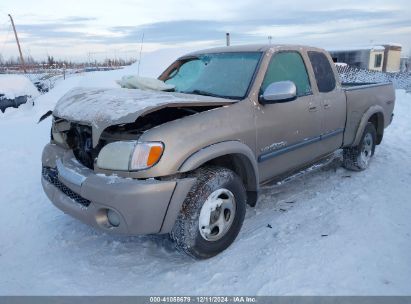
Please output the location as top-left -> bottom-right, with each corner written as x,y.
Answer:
52,130 -> 65,145
97,141 -> 164,171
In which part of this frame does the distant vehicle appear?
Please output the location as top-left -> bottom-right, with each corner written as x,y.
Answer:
0,95 -> 28,113
33,81 -> 49,93
0,75 -> 39,113
41,44 -> 395,259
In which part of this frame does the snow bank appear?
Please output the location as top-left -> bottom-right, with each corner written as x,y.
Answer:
0,74 -> 39,99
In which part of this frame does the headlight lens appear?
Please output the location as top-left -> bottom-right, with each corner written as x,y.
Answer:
52,131 -> 65,145
97,141 -> 164,171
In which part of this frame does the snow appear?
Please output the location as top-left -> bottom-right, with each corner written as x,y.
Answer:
53,87 -> 233,147
0,64 -> 410,295
117,75 -> 175,91
0,74 -> 40,99
387,43 -> 403,48
334,62 -> 348,67
328,45 -> 385,52
54,87 -> 203,126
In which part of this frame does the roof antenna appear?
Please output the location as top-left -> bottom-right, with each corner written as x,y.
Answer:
137,33 -> 144,76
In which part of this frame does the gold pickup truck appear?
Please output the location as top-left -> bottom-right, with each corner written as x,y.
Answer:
41,44 -> 395,259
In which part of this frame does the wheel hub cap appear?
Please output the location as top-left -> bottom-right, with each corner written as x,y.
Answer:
198,188 -> 236,241
360,133 -> 373,167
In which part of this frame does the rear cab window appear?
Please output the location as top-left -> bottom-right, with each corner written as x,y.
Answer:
307,51 -> 336,93
261,51 -> 312,97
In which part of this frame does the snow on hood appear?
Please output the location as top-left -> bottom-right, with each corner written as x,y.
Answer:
53,87 -> 236,147
0,75 -> 40,99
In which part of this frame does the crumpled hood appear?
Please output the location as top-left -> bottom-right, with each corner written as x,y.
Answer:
53,87 -> 236,147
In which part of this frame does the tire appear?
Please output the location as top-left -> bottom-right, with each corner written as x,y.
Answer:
170,166 -> 246,259
343,122 -> 377,171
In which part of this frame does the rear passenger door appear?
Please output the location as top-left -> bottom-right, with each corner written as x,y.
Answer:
307,51 -> 346,153
255,51 -> 323,182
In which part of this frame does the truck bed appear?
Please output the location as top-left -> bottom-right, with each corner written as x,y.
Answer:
342,82 -> 395,146
342,81 -> 393,89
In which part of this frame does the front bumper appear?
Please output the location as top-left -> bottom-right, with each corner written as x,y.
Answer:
41,143 -> 195,235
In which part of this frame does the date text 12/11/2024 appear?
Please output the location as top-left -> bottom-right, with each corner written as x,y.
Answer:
149,296 -> 257,303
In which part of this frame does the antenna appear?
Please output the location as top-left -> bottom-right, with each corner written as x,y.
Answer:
137,33 -> 144,76
8,14 -> 26,73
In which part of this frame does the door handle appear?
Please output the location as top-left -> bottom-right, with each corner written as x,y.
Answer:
324,103 -> 331,109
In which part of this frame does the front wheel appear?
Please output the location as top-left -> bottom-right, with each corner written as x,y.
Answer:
170,166 -> 246,259
343,122 -> 377,171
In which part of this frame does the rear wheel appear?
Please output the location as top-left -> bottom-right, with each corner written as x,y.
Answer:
170,166 -> 246,259
343,123 -> 377,171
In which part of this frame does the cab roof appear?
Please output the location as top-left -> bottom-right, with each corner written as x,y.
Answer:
180,44 -> 325,58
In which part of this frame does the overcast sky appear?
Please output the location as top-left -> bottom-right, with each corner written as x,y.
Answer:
0,0 -> 410,61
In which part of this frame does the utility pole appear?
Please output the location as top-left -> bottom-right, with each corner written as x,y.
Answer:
8,14 -> 26,73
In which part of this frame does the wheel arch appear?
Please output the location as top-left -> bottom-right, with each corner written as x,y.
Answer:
368,112 -> 384,145
352,106 -> 385,147
178,141 -> 259,206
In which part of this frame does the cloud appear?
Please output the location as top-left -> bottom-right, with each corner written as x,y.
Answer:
106,8 -> 410,44
2,5 -> 410,60
60,16 -> 97,23
15,17 -> 108,44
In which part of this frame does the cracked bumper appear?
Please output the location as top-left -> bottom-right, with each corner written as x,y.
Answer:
41,143 -> 195,235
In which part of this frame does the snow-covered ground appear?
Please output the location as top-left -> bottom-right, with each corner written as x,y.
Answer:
0,64 -> 410,295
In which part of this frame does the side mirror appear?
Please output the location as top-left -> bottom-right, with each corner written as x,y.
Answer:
260,81 -> 297,104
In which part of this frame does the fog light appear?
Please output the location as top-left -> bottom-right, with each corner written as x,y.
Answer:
107,209 -> 120,227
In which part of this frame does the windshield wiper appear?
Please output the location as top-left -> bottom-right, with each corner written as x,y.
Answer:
184,89 -> 222,98
184,89 -> 240,100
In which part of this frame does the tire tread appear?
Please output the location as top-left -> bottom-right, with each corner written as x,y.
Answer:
170,166 -> 246,259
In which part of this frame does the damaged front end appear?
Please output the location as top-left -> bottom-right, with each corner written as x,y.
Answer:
50,105 -> 220,171
42,103 -> 211,235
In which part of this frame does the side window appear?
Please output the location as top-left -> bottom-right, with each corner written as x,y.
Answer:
261,52 -> 312,97
307,51 -> 336,93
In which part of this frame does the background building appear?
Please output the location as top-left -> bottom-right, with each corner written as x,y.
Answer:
382,44 -> 402,72
329,44 -> 402,72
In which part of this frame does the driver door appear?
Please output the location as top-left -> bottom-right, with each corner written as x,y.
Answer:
255,51 -> 323,182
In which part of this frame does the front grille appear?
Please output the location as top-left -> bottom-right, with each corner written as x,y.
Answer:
42,166 -> 91,207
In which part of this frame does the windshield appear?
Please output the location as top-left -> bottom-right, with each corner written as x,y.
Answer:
164,52 -> 262,99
